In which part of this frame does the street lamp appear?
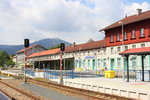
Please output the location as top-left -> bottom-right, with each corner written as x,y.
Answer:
118,21 -> 125,81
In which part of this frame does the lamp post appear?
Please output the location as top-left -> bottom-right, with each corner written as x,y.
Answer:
119,21 -> 125,81
79,47 -> 81,69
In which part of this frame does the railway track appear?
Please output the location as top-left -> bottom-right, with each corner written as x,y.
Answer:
28,79 -> 136,100
0,80 -> 42,100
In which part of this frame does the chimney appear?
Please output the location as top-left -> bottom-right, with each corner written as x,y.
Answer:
137,8 -> 142,15
72,42 -> 76,47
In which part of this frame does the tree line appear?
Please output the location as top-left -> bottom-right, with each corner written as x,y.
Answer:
0,51 -> 14,67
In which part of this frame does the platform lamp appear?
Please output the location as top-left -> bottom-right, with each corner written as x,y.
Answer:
60,43 -> 65,84
24,39 -> 30,83
118,21 -> 125,81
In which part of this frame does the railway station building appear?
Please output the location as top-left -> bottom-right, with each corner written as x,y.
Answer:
16,9 -> 150,76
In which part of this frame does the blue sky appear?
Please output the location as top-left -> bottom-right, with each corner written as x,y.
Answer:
0,0 -> 150,45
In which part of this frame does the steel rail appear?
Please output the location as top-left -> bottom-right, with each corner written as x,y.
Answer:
28,79 -> 136,100
0,80 -> 41,100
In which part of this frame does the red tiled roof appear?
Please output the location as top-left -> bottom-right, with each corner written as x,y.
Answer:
120,47 -> 150,55
65,39 -> 106,52
16,44 -> 46,54
28,48 -> 60,58
27,40 -> 106,58
100,10 -> 150,31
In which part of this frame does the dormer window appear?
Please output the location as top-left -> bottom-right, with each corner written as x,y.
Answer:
117,33 -> 120,41
140,28 -> 145,37
110,34 -> 114,42
131,30 -> 135,38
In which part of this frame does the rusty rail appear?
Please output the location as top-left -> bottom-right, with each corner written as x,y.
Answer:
28,79 -> 136,100
0,80 -> 41,100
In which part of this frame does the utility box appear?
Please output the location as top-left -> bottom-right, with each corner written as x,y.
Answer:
104,70 -> 115,78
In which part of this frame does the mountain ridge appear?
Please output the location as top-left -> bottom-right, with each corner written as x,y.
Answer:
0,38 -> 71,54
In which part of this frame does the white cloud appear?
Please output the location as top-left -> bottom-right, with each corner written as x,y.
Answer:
124,2 -> 150,16
0,0 -> 150,45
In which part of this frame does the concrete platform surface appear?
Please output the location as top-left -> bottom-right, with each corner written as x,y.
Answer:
51,77 -> 150,100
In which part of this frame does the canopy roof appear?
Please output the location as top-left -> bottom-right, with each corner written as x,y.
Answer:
119,47 -> 150,56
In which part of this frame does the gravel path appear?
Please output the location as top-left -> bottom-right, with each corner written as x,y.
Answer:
0,79 -> 47,100
22,83 -> 83,100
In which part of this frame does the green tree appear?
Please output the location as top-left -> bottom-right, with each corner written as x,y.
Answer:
6,59 -> 15,66
0,51 -> 14,67
49,44 -> 60,49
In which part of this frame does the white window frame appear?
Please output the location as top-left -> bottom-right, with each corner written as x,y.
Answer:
131,30 -> 135,38
132,45 -> 136,49
111,47 -> 114,54
117,33 -> 120,41
117,47 -> 121,52
110,34 -> 114,42
124,46 -> 128,51
140,28 -> 145,37
132,57 -> 136,69
117,58 -> 121,67
123,32 -> 127,40
141,43 -> 145,47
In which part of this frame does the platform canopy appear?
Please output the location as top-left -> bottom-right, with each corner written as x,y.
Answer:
120,47 -> 150,56
119,47 -> 150,82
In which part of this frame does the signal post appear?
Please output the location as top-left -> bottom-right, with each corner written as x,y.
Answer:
60,43 -> 65,84
24,39 -> 29,83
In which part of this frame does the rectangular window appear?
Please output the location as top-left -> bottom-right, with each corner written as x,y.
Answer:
141,43 -> 145,47
132,57 -> 136,68
103,48 -> 106,53
132,45 -> 136,49
117,47 -> 121,52
140,28 -> 145,37
131,30 -> 135,38
111,47 -> 114,54
117,58 -> 121,67
117,33 -> 120,41
110,34 -> 114,42
103,59 -> 106,67
98,59 -> 101,67
124,46 -> 128,51
123,32 -> 127,40
88,59 -> 90,68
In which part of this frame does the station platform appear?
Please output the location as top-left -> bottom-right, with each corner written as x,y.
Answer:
1,69 -> 150,100
51,77 -> 150,100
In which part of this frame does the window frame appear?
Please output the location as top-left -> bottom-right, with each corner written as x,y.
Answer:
117,58 -> 121,67
116,33 -> 120,41
131,30 -> 136,39
123,32 -> 127,40
124,46 -> 128,51
110,34 -> 114,43
117,47 -> 121,52
140,28 -> 145,38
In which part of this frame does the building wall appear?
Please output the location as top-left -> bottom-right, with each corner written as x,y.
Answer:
28,48 -> 109,70
16,46 -> 46,68
106,40 -> 150,70
105,19 -> 150,47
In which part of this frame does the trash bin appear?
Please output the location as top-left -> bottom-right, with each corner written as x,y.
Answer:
104,70 -> 115,78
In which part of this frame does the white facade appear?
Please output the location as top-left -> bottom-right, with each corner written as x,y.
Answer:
16,45 -> 46,68
106,41 -> 150,70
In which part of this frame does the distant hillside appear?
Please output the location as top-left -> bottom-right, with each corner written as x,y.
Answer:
0,38 -> 71,54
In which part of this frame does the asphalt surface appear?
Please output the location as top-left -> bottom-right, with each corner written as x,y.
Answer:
22,83 -> 83,100
0,91 -> 10,100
